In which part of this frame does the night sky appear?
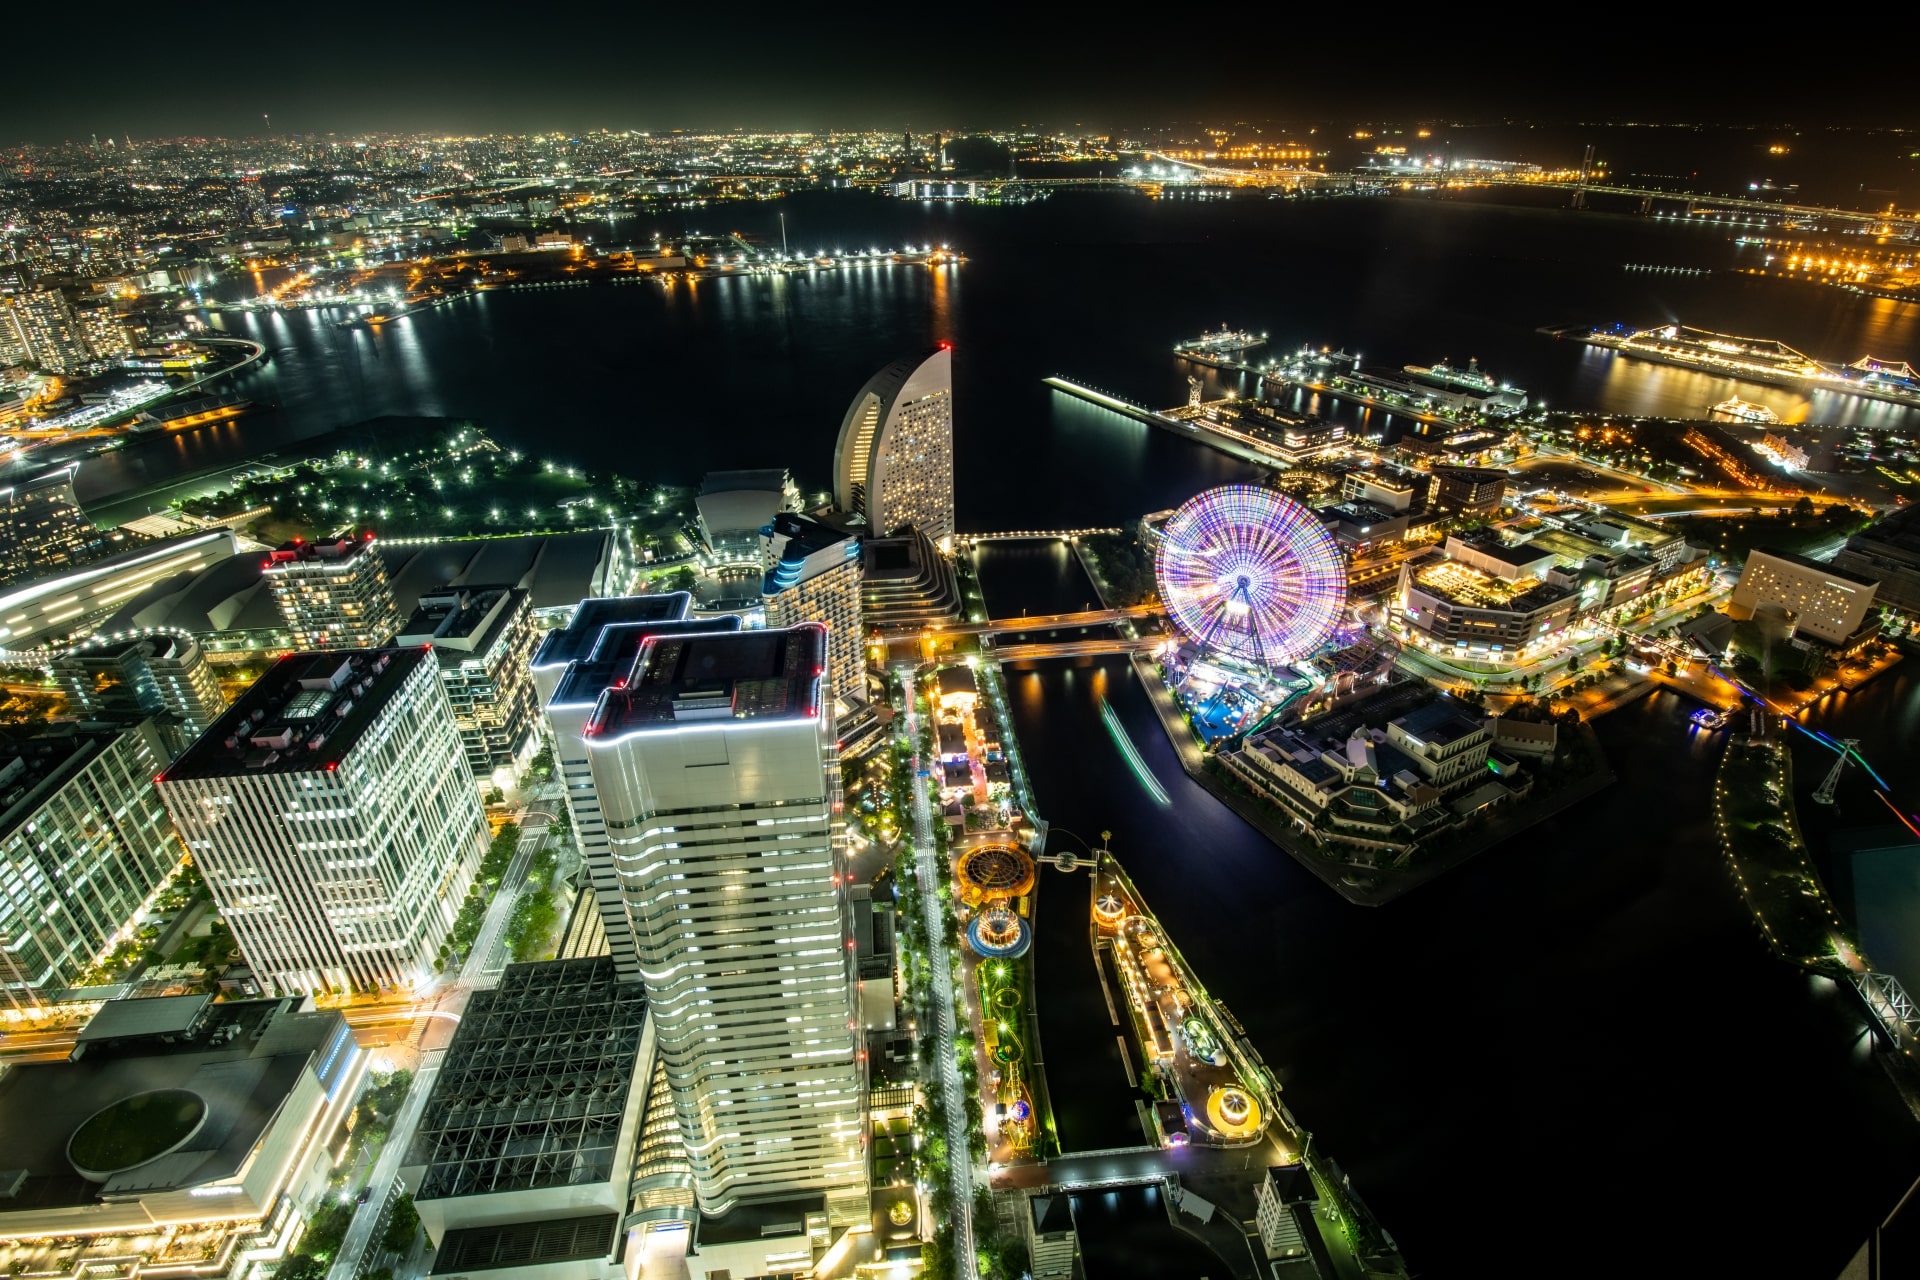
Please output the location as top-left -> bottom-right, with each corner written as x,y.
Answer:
4,8 -> 1915,144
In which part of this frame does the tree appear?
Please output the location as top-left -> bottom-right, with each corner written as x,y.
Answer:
274,1256 -> 328,1280
380,1194 -> 421,1254
669,566 -> 698,592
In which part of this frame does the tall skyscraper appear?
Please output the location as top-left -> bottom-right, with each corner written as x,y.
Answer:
0,720 -> 180,1011
0,464 -> 106,586
53,633 -> 227,742
395,584 -> 539,778
832,346 -> 955,548
531,593 -> 726,984
157,648 -> 487,996
762,512 -> 866,706
262,534 -> 404,650
583,625 -> 866,1223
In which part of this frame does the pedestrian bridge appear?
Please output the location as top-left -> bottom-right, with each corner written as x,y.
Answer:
956,528 -> 1122,545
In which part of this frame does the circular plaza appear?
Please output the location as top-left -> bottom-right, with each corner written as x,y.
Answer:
957,844 -> 1037,906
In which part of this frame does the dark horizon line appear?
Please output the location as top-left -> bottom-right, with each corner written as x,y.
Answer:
7,115 -> 1908,152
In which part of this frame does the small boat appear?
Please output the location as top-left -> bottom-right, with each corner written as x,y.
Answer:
1710,397 -> 1780,425
1690,708 -> 1729,730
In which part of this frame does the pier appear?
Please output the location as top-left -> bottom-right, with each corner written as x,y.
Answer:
1043,376 -> 1289,466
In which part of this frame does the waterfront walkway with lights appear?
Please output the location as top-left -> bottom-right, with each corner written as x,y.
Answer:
901,673 -> 977,1278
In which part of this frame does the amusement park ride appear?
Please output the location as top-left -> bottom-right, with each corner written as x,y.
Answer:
1152,484 -> 1366,742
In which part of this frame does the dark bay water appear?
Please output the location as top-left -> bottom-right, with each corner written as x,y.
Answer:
64,189 -> 1920,521
982,541 -> 1920,1279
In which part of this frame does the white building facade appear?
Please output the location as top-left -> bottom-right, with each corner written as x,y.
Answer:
583,624 -> 867,1224
158,649 -> 486,995
832,346 -> 955,547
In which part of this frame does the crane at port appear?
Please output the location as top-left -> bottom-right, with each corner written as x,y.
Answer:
1812,738 -> 1860,806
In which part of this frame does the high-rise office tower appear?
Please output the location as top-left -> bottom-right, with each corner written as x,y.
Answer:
762,512 -> 867,706
833,346 -> 955,548
157,648 -> 487,996
529,592 -> 709,983
0,720 -> 179,1011
262,534 -> 404,650
0,464 -> 106,586
396,584 -> 539,778
53,634 -> 227,742
584,625 -> 866,1223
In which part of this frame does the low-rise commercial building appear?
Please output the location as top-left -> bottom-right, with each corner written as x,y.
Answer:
401,958 -> 652,1280
0,720 -> 180,1010
1397,547 -> 1577,660
1427,465 -> 1508,517
1833,505 -> 1920,615
1386,701 -> 1494,789
695,468 -> 799,562
1339,465 -> 1429,512
1026,1194 -> 1079,1280
1256,1166 -> 1327,1268
1317,501 -> 1412,553
395,583 -> 539,778
0,995 -> 365,1279
1727,547 -> 1880,647
860,525 -> 962,628
0,527 -> 237,657
1227,697 -> 1510,862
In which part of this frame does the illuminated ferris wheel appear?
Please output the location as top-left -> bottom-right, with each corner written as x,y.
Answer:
1154,485 -> 1347,666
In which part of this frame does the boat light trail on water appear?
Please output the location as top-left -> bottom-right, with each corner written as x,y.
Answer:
1099,696 -> 1170,806
1873,790 -> 1920,840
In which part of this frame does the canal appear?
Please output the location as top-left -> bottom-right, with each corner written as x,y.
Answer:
978,540 -> 1920,1277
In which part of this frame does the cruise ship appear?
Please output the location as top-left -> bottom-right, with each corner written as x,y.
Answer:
1709,397 -> 1780,425
1582,324 -> 1824,387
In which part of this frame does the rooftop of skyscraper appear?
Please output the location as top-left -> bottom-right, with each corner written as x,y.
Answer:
261,531 -> 380,569
763,511 -> 859,596
550,616 -> 740,710
394,583 -> 527,661
585,624 -> 826,736
530,592 -> 691,674
159,647 -> 429,781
